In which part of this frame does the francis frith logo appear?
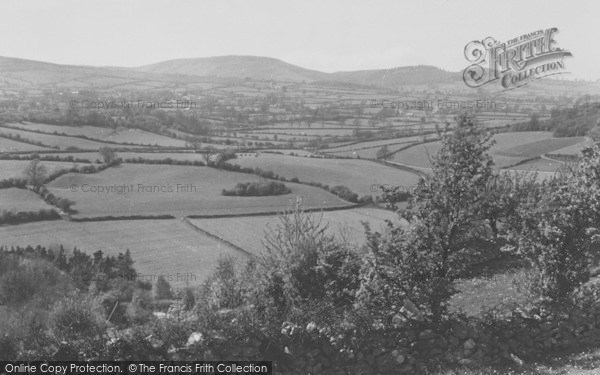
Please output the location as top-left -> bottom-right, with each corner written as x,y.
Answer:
463,27 -> 572,90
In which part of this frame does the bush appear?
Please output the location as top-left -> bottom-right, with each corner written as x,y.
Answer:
329,185 -> 359,203
154,277 -> 173,300
49,297 -> 104,340
222,181 -> 291,196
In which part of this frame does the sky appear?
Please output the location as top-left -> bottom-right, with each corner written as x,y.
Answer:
1,0 -> 599,80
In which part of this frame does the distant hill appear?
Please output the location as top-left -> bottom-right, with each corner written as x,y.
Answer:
0,55 -> 465,89
331,65 -> 461,88
133,55 -> 330,82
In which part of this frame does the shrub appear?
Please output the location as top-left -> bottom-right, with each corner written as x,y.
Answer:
49,297 -> 104,340
154,277 -> 173,300
221,181 -> 291,196
329,185 -> 359,203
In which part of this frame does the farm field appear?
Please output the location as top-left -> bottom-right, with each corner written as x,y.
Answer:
0,160 -> 92,180
231,153 -> 422,196
0,219 -> 241,286
24,152 -> 206,163
0,137 -> 51,152
507,158 -> 568,173
496,137 -> 586,158
325,142 -> 418,159
48,164 -> 351,217
7,122 -> 188,147
0,188 -> 53,212
391,131 -> 580,168
0,127 -> 121,150
260,149 -> 320,157
547,137 -> 593,155
323,135 -> 426,152
245,128 -> 358,137
189,206 -> 399,255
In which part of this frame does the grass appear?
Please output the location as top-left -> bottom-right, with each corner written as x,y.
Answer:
392,132 -> 568,168
0,188 -> 53,212
246,128 -> 358,136
0,127 -> 119,150
326,142 -> 419,159
497,137 -> 586,158
188,206 -> 399,255
0,137 -> 51,152
232,153 -> 422,196
508,158 -> 569,173
47,164 -> 351,217
0,219 -> 242,286
8,122 -> 188,147
0,160 -> 92,180
23,151 -> 210,163
323,135 -> 425,152
551,139 -> 593,155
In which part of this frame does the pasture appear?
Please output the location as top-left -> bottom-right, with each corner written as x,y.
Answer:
0,137 -> 51,152
325,142 -> 418,159
323,135 -> 425,152
0,219 -> 241,286
0,127 -> 118,150
189,206 -> 399,255
391,131 -> 578,168
8,122 -> 188,147
231,153 -> 422,196
48,164 -> 351,217
0,160 -> 91,180
0,188 -> 53,212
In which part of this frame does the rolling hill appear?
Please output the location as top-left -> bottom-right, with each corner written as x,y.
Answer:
0,55 -> 463,89
331,65 -> 461,88
133,55 -> 330,82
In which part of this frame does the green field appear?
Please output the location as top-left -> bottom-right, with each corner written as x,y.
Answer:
546,138 -> 593,156
0,127 -> 120,150
324,135 -> 425,152
0,219 -> 241,286
0,160 -> 92,180
48,164 -> 351,217
0,188 -> 53,212
0,137 -> 51,152
391,131 -> 572,168
189,206 -> 399,255
36,151 -> 207,163
8,122 -> 188,147
232,153 -> 422,196
325,142 -> 419,159
507,158 -> 567,173
497,137 -> 586,158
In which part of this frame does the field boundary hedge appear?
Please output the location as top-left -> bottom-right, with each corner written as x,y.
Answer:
181,217 -> 254,257
69,214 -> 176,222
185,203 -> 362,220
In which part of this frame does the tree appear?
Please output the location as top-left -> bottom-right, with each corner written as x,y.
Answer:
23,159 -> 47,187
186,137 -> 201,152
507,140 -> 600,303
255,201 -> 361,321
153,277 -> 173,300
99,147 -> 117,164
200,146 -> 217,164
372,115 -> 496,324
376,145 -> 389,163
